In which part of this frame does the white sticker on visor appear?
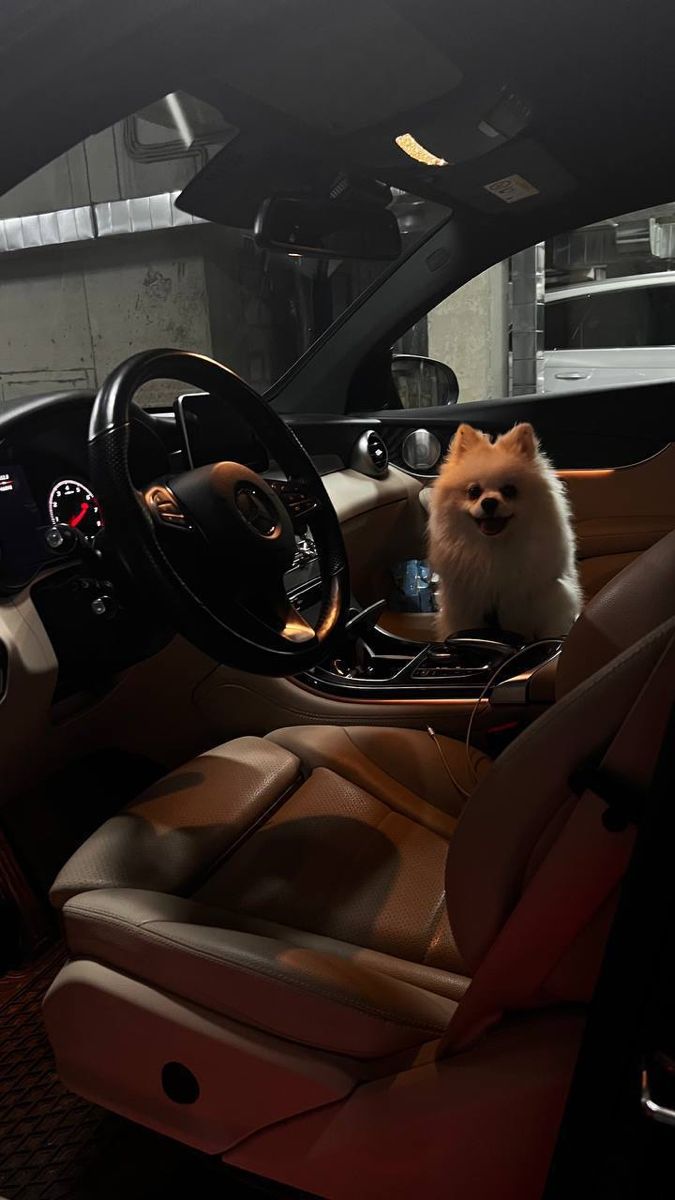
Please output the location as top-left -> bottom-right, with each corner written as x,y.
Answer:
483,174 -> 540,204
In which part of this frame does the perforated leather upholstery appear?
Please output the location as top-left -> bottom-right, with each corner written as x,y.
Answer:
50,737 -> 300,906
51,727 -> 481,1051
47,536 -> 675,1069
50,628 -> 675,1061
42,531 -> 675,1200
557,527 -> 675,697
44,544 -> 672,1200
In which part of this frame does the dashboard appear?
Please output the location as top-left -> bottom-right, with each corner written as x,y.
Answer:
0,387 -> 429,699
1,372 -> 669,708
0,467 -> 105,593
0,394 -> 180,698
0,390 -> 328,698
0,396 -> 174,594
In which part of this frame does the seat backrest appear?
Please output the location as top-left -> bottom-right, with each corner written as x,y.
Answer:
557,529 -> 675,698
445,615 -> 675,993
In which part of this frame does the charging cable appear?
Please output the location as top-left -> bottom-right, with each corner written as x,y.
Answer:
427,639 -> 561,799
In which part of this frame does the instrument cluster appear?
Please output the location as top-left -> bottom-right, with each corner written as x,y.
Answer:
48,479 -> 104,543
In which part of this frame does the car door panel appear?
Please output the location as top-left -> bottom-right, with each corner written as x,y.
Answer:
543,348 -> 675,393
561,445 -> 675,596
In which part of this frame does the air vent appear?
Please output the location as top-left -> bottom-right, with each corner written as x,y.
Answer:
352,430 -> 389,478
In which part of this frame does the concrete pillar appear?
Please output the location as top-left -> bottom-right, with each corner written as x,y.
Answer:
427,261 -> 508,404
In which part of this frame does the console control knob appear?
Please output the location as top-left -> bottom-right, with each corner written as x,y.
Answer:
91,594 -> 114,617
45,526 -> 63,549
45,523 -> 79,554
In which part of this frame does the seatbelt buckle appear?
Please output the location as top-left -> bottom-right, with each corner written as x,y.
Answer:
569,766 -> 643,832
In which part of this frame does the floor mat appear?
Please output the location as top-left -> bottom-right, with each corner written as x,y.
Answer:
0,949 -> 314,1200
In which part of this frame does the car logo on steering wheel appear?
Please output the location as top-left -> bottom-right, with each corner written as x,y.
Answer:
234,483 -> 278,537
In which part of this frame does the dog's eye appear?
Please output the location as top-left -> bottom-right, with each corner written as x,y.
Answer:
501,483 -> 518,500
467,483 -> 482,501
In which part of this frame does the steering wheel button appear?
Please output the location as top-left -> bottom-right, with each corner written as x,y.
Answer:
143,485 -> 188,528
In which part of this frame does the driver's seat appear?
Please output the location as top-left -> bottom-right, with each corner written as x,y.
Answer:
44,535 -> 675,1200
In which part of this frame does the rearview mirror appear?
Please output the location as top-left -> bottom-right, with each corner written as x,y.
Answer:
254,195 -> 402,260
391,354 -> 459,408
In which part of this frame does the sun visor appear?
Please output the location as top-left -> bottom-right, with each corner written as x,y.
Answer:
438,138 -> 578,213
176,130 -> 335,229
371,138 -> 578,215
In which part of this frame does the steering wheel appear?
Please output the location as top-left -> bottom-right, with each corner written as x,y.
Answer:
88,349 -> 350,676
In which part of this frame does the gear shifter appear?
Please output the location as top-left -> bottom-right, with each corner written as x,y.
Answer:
325,599 -> 393,678
345,599 -> 388,639
344,600 -> 388,674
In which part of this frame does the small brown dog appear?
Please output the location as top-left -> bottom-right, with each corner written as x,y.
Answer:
427,422 -> 581,640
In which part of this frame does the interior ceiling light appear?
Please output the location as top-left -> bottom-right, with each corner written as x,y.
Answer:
395,133 -> 449,167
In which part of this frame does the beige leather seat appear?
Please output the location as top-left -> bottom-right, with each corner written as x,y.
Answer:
44,533 -> 675,1200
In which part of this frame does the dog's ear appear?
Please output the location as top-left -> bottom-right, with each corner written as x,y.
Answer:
450,424 -> 484,457
500,422 -> 538,459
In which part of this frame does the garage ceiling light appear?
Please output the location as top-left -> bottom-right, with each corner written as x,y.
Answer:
395,133 -> 449,167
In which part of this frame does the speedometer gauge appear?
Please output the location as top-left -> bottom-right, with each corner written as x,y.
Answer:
48,480 -> 104,541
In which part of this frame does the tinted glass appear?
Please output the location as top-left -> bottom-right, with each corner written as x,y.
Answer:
545,285 -> 675,350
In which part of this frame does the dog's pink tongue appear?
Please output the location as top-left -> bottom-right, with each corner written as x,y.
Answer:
478,517 -> 509,536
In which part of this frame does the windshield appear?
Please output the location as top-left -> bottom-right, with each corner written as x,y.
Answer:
0,92 -> 449,411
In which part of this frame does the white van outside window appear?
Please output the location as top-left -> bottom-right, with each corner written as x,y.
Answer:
543,272 -> 675,392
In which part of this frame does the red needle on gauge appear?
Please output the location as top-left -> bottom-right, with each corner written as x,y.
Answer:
69,502 -> 89,528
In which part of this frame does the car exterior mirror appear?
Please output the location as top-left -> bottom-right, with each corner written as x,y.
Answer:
391,354 -> 459,407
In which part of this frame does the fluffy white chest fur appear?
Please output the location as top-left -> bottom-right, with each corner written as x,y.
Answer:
427,422 -> 582,641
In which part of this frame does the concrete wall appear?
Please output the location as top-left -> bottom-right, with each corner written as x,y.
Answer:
0,112 -> 222,411
0,228 -> 214,411
427,261 -> 509,404
0,107 -> 297,409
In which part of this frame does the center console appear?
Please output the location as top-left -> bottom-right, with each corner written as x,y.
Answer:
280,519 -> 562,707
295,594 -> 562,705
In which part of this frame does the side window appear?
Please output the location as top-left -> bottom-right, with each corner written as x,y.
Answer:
391,262 -> 509,408
545,297 -> 579,351
390,198 -> 675,406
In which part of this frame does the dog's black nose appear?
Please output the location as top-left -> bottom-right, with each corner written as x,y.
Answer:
481,497 -> 499,515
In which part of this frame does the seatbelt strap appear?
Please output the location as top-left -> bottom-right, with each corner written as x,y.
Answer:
441,631 -> 675,1055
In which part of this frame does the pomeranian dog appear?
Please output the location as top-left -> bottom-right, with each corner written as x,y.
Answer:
428,422 -> 582,641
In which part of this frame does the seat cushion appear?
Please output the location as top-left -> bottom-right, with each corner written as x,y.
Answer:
62,888 -> 458,1059
196,765 -> 467,975
51,725 -> 485,1056
50,737 -> 300,908
267,725 -> 491,826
